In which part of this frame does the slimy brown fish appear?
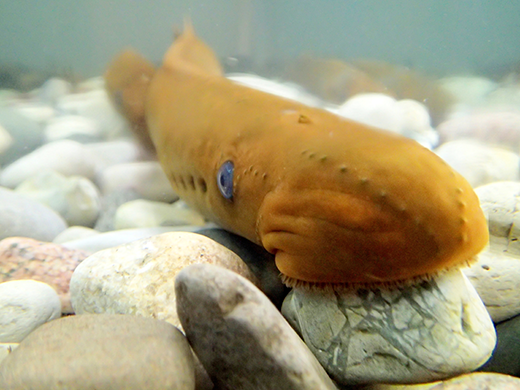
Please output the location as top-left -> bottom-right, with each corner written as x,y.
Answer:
105,23 -> 488,287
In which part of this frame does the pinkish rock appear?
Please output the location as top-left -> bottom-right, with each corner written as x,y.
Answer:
438,111 -> 520,151
0,237 -> 89,314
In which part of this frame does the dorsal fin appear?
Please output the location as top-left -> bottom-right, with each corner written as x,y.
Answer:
162,18 -> 223,76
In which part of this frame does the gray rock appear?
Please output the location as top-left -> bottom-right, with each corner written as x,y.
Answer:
0,187 -> 67,241
282,268 -> 496,385
15,170 -> 101,227
0,280 -> 61,343
0,140 -> 97,188
175,263 -> 338,390
196,227 -> 289,309
94,188 -> 141,232
479,314 -> 520,376
70,232 -> 256,329
44,115 -> 103,143
38,78 -> 72,106
114,199 -> 206,230
0,106 -> 43,166
0,314 -> 196,389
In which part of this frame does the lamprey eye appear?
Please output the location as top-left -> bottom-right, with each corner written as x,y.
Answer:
217,160 -> 234,200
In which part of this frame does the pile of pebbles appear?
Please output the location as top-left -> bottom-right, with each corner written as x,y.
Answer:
1,73 -> 520,389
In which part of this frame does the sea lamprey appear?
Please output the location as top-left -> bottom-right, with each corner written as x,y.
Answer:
104,23 -> 489,287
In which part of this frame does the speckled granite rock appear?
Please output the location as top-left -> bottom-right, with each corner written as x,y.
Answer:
0,314 -> 196,390
0,280 -> 61,342
435,140 -> 520,188
175,263 -> 338,390
114,199 -> 206,230
15,170 -> 101,227
70,232 -> 256,328
464,181 -> 520,322
366,372 -> 520,390
282,268 -> 496,385
0,187 -> 67,241
0,237 -> 88,313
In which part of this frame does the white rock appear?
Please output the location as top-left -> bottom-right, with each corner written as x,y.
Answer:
15,170 -> 101,227
61,225 -> 211,253
396,99 -> 439,148
439,76 -> 498,110
98,161 -> 177,202
282,269 -> 496,385
44,115 -> 103,143
227,73 -> 322,107
12,102 -> 55,126
0,280 -> 61,343
337,93 -> 403,132
70,232 -> 256,328
52,226 -> 100,245
56,89 -> 129,140
0,140 -> 97,188
463,181 -> 520,322
38,78 -> 72,106
435,140 -> 520,187
0,343 -> 18,364
0,124 -> 13,155
76,76 -> 105,92
114,199 -> 205,230
85,140 -> 142,173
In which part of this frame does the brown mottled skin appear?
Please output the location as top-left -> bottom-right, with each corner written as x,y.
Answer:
105,24 -> 489,286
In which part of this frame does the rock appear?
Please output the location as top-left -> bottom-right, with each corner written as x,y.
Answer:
282,268 -> 496,385
0,187 -> 67,241
114,199 -> 206,230
0,280 -> 61,343
98,161 -> 178,202
94,188 -> 142,232
0,140 -> 97,188
0,237 -> 89,313
44,115 -> 103,143
438,111 -> 520,152
38,77 -> 72,106
0,124 -> 13,156
435,140 -> 520,187
0,343 -> 17,364
0,314 -> 196,390
439,76 -> 497,109
463,182 -> 520,322
62,226 -> 209,253
0,106 -> 43,166
70,232 -> 256,328
85,140 -> 143,173
15,170 -> 101,227
366,372 -> 520,390
396,99 -> 439,148
175,263 -> 338,390
196,227 -> 289,309
56,89 -> 129,140
337,93 -> 403,132
12,102 -> 55,126
479,314 -> 520,376
53,226 -> 99,245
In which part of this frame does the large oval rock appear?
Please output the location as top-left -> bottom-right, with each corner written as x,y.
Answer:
0,314 -> 196,390
463,181 -> 520,322
0,280 -> 61,343
282,268 -> 496,385
175,263 -> 337,390
70,232 -> 256,328
0,187 -> 67,241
